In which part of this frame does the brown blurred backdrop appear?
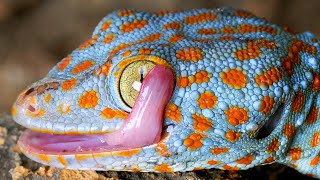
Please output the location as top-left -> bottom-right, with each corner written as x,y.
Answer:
0,0 -> 320,112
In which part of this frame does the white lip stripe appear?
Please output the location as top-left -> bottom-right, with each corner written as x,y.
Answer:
132,81 -> 142,91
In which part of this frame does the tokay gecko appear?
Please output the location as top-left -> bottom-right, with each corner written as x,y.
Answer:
11,7 -> 320,178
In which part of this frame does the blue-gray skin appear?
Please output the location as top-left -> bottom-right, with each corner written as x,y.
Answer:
11,7 -> 320,178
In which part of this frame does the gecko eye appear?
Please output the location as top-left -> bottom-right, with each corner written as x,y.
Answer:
119,60 -> 156,107
256,103 -> 285,139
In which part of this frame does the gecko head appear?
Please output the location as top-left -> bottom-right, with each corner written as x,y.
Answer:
12,43 -> 177,157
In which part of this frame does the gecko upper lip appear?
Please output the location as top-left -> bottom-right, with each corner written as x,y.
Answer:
18,65 -> 174,155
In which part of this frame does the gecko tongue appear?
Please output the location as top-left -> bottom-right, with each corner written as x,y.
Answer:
18,65 -> 174,154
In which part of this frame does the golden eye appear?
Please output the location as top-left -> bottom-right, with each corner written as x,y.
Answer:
119,60 -> 156,107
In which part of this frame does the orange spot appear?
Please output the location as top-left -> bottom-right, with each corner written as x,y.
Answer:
235,44 -> 260,61
11,106 -> 17,118
138,48 -> 153,55
36,154 -> 51,163
289,147 -> 302,161
75,154 -> 93,162
193,167 -> 202,171
220,69 -> 247,89
194,70 -> 210,84
198,28 -> 216,35
255,39 -> 277,49
156,10 -> 177,16
310,155 -> 320,166
283,26 -> 299,35
263,157 -> 275,164
192,114 -> 212,132
44,94 -> 51,103
102,34 -> 115,44
220,36 -> 233,41
259,96 -> 275,114
255,67 -> 282,87
207,160 -> 220,165
197,91 -> 217,109
168,34 -> 184,43
56,156 -> 68,166
101,107 -> 128,119
71,60 -> 94,74
312,73 -> 320,91
78,90 -> 99,108
311,132 -> 320,147
101,21 -> 112,31
289,163 -> 297,169
306,106 -> 319,125
118,10 -> 136,16
108,33 -> 162,60
184,13 -> 217,24
164,103 -> 181,123
234,10 -> 254,18
222,165 -> 239,170
120,20 -> 148,33
192,38 -> 213,43
221,26 -> 235,34
239,24 -> 276,35
283,123 -> 295,138
95,62 -> 112,76
58,103 -> 71,114
155,143 -> 170,157
122,50 -> 132,57
132,167 -> 141,172
26,109 -> 45,118
236,155 -> 254,165
163,22 -> 181,30
176,47 -> 203,62
281,39 -> 317,76
225,130 -> 241,142
177,76 -> 190,88
112,148 -> 141,156
61,78 -> 77,91
140,33 -> 162,42
78,35 -> 98,50
154,163 -> 173,172
183,133 -> 205,150
210,147 -> 229,155
225,106 -> 248,126
291,91 -> 304,113
266,139 -> 280,153
57,56 -> 72,71
29,96 -> 36,105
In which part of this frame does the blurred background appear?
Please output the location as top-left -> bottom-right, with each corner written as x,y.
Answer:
0,0 -> 320,112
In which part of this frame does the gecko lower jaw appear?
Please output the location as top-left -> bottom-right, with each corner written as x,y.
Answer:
18,65 -> 174,155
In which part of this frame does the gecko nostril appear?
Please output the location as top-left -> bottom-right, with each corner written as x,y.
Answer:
28,105 -> 36,112
17,82 -> 60,106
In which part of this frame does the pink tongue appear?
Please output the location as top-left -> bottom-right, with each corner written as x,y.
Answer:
18,65 -> 174,154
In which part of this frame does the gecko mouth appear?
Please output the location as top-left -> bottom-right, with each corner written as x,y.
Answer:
18,65 -> 174,155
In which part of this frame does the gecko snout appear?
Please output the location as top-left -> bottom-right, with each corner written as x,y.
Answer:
16,81 -> 60,107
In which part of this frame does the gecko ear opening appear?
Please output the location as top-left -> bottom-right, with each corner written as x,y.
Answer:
256,103 -> 285,139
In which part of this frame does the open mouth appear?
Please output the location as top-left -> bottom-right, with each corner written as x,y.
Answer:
18,65 -> 174,155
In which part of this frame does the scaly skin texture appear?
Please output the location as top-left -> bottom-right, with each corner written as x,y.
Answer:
11,8 -> 320,177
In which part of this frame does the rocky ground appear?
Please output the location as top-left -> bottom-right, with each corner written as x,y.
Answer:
0,113 -> 315,180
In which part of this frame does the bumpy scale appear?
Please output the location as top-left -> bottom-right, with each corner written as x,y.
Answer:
11,8 -> 320,178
